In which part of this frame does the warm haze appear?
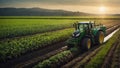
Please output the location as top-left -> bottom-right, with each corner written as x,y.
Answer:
0,0 -> 120,14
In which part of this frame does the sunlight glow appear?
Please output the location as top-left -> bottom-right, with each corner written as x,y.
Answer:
99,6 -> 107,14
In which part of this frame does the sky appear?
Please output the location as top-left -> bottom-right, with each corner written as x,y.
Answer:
0,0 -> 120,14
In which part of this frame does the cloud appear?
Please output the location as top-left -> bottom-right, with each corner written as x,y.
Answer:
0,0 -> 120,6
0,0 -> 120,14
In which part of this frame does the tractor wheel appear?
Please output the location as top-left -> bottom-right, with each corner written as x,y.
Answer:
96,31 -> 104,44
82,38 -> 91,50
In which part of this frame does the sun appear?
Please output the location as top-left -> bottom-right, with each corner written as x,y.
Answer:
99,6 -> 106,14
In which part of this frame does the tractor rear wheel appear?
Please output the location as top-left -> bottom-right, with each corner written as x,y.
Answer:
96,31 -> 104,44
82,38 -> 91,50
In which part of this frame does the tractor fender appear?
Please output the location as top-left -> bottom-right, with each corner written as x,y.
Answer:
95,30 -> 105,44
98,30 -> 105,35
94,29 -> 104,36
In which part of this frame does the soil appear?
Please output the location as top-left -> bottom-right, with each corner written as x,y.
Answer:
0,22 -> 119,68
0,41 -> 67,68
61,25 -> 120,68
102,34 -> 120,68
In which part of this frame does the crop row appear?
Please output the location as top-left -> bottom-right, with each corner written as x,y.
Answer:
0,28 -> 74,62
0,19 -> 76,39
111,39 -> 120,68
34,50 -> 72,68
84,30 -> 120,68
0,18 -> 119,39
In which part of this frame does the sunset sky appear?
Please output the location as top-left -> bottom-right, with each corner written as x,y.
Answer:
0,0 -> 120,14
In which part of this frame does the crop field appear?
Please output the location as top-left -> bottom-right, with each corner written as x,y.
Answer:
0,19 -> 77,39
0,16 -> 120,68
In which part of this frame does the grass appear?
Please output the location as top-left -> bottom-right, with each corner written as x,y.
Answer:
85,30 -> 120,68
0,28 -> 74,61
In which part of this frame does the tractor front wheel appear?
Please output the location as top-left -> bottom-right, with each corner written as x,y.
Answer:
82,38 -> 91,51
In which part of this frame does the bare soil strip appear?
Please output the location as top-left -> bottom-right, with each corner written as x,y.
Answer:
15,46 -> 68,68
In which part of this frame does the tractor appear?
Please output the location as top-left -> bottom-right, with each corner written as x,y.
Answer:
67,21 -> 106,50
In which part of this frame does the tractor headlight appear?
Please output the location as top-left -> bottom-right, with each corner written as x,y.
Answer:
73,31 -> 80,38
75,33 -> 80,37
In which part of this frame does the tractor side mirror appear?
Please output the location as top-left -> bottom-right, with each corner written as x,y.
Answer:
73,22 -> 78,30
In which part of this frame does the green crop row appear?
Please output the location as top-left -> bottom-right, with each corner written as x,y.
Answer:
111,37 -> 120,68
0,19 -> 77,39
34,50 -> 72,68
0,28 -> 74,62
85,30 -> 120,68
0,18 -> 118,39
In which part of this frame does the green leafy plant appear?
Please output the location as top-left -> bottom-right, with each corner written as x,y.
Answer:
0,28 -> 73,61
34,50 -> 71,68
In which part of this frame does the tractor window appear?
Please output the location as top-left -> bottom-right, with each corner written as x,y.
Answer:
89,24 -> 91,29
83,24 -> 88,28
91,24 -> 94,28
79,24 -> 84,28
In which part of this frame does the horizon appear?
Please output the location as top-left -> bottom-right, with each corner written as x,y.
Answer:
0,0 -> 120,14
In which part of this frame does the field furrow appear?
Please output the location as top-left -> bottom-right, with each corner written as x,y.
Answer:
32,25 -> 119,68
0,18 -> 120,68
0,23 -> 118,66
84,29 -> 120,68
61,26 -> 120,68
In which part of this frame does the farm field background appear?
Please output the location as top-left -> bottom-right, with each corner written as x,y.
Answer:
0,16 -> 120,39
0,16 -> 120,68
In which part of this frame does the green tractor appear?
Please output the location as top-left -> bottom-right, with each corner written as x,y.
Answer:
67,21 -> 106,50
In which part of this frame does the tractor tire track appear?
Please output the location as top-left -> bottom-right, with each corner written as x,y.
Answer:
61,45 -> 102,68
102,35 -> 120,68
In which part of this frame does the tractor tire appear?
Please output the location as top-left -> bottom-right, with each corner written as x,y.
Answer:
82,38 -> 91,51
96,31 -> 104,45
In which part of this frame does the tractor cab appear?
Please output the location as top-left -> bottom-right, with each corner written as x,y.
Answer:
72,21 -> 94,38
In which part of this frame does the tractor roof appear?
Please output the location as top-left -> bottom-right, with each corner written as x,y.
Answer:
78,21 -> 94,24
